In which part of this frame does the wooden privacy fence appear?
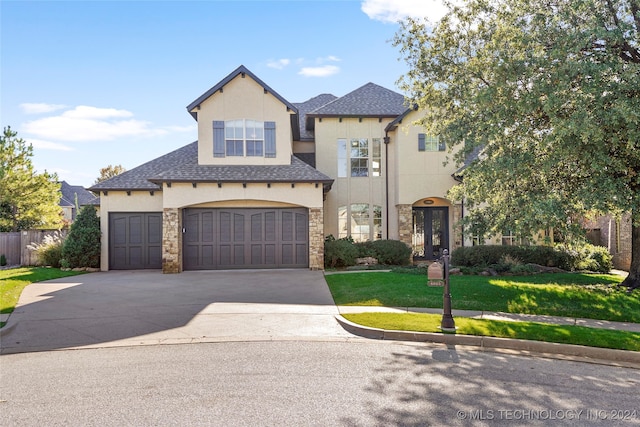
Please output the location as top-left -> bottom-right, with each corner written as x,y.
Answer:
0,230 -> 67,266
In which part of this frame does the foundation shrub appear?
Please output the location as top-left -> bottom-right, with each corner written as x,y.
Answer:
452,243 -> 612,273
324,236 -> 358,268
366,240 -> 412,265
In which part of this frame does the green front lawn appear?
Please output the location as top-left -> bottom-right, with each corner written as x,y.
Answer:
0,267 -> 85,324
326,272 -> 639,323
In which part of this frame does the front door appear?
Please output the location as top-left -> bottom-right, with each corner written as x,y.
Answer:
412,207 -> 449,260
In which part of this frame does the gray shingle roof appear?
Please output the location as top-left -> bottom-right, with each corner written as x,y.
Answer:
59,181 -> 99,207
293,94 -> 337,140
88,141 -> 333,191
310,83 -> 407,117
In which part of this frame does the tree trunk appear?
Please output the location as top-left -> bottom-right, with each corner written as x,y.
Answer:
621,208 -> 640,289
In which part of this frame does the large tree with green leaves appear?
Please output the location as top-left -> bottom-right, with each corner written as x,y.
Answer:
394,0 -> 640,288
0,127 -> 62,231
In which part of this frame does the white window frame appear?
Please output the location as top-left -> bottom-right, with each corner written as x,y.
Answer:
225,119 -> 264,157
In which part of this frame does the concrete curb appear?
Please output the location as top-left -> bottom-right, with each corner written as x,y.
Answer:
335,315 -> 640,367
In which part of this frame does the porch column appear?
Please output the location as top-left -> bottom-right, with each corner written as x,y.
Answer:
397,204 -> 412,248
309,207 -> 324,270
162,208 -> 182,274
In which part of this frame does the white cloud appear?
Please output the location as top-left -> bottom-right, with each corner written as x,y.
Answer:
22,105 -> 168,142
298,65 -> 340,78
267,58 -> 291,70
26,138 -> 74,151
361,0 -> 449,24
20,103 -> 68,114
316,55 -> 341,63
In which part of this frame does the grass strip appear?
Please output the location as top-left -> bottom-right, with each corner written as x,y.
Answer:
342,312 -> 640,352
325,272 -> 640,323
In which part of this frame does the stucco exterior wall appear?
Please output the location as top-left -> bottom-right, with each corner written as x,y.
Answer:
161,182 -> 324,210
314,117 -> 388,239
193,74 -> 293,166
391,110 -> 460,205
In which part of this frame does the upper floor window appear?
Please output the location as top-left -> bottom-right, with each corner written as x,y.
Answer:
225,120 -> 264,157
418,133 -> 445,152
336,138 -> 382,178
213,120 -> 275,158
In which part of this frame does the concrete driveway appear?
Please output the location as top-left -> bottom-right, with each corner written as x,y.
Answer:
0,270 -> 357,354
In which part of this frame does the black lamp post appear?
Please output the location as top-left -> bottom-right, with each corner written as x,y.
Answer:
440,249 -> 456,332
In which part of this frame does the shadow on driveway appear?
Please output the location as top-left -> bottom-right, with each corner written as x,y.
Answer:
0,270 -> 353,354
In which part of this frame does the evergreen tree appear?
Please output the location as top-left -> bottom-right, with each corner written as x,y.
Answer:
0,126 -> 62,231
61,205 -> 101,268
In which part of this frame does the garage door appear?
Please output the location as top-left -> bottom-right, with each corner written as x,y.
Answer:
109,212 -> 162,270
183,208 -> 308,270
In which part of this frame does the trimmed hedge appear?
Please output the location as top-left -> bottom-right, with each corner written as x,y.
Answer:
451,243 -> 612,273
324,236 -> 411,268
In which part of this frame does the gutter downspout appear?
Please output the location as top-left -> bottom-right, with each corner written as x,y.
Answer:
384,133 -> 391,239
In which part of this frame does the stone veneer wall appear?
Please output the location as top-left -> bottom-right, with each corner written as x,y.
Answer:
309,207 -> 324,270
162,208 -> 182,274
397,204 -> 413,248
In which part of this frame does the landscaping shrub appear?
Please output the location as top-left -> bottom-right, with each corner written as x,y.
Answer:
325,237 -> 412,268
452,243 -> 612,273
27,231 -> 65,268
558,243 -> 613,273
0,254 -> 6,266
61,205 -> 101,268
367,240 -> 412,265
324,236 -> 358,268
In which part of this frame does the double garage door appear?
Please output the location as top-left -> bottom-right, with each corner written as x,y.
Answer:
109,208 -> 309,270
183,208 -> 309,270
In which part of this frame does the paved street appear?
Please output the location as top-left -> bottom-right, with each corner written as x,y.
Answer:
2,340 -> 639,426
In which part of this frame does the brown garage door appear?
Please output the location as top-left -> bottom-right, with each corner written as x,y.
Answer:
109,212 -> 162,269
183,208 -> 308,270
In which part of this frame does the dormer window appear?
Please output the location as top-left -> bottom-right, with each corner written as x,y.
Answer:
213,120 -> 276,158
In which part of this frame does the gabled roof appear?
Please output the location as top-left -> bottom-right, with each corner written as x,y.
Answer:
59,181 -> 99,207
88,142 -> 333,192
293,93 -> 337,141
309,83 -> 407,117
186,65 -> 298,120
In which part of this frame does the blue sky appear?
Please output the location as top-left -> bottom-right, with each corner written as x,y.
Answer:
1,0 -> 446,187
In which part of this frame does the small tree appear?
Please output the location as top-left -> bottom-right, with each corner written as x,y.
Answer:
94,164 -> 126,185
61,205 -> 100,268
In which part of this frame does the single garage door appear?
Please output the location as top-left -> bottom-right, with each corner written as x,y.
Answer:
109,212 -> 162,269
183,208 -> 308,270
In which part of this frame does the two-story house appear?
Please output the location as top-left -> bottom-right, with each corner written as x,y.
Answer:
90,65 -> 462,272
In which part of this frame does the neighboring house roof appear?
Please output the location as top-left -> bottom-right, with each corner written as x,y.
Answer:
59,181 -> 100,207
88,142 -> 333,192
186,65 -> 299,120
309,83 -> 407,117
293,93 -> 338,141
